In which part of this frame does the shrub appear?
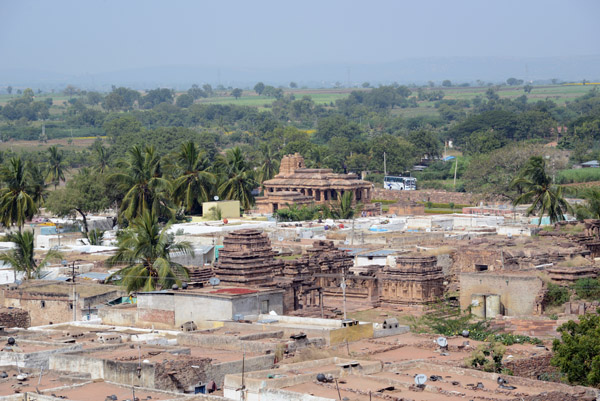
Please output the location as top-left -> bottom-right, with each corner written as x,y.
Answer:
574,278 -> 600,300
467,342 -> 506,373
545,282 -> 570,306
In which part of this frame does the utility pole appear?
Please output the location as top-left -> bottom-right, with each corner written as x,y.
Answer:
453,156 -> 458,189
341,269 -> 347,320
71,262 -> 77,322
383,152 -> 387,176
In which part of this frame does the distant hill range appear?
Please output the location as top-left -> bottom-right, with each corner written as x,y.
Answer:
1,55 -> 599,90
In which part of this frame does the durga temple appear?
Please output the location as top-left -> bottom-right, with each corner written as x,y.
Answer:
255,153 -> 374,214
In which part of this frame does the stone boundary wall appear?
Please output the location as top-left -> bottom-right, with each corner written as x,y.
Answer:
177,332 -> 277,353
0,340 -> 82,369
372,188 -> 474,205
0,308 -> 30,328
208,354 -> 275,386
504,353 -> 557,380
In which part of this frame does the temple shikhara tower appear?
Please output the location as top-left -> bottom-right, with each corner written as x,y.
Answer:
213,229 -> 283,286
255,153 -> 374,214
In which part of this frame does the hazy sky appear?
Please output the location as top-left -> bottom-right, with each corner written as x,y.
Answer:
1,0 -> 599,74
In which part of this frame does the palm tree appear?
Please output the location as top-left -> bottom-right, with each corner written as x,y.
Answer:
573,188 -> 600,220
107,211 -> 193,293
0,231 -> 61,280
110,145 -> 175,222
0,157 -> 37,230
94,144 -> 110,174
172,141 -> 216,215
328,191 -> 362,220
26,163 -> 48,207
216,147 -> 258,211
511,156 -> 570,224
46,145 -> 69,189
258,144 -> 279,183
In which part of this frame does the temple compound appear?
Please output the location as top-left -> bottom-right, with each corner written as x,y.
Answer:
214,229 -> 446,312
255,153 -> 374,214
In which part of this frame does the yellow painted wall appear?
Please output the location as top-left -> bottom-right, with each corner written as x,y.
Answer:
201,200 -> 241,219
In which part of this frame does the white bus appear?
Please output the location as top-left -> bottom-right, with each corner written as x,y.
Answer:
384,175 -> 417,191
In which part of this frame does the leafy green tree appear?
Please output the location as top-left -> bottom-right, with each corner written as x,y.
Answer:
172,141 -> 216,215
175,93 -> 194,108
216,147 -> 257,210
46,145 -> 69,189
110,145 -> 175,222
442,80 -> 452,87
85,91 -> 103,105
107,211 -> 192,293
506,78 -> 524,86
552,313 -> 600,386
6,86 -> 12,95
141,88 -> 173,109
524,84 -> 533,93
187,84 -> 206,100
231,88 -> 243,99
0,231 -> 61,280
368,134 -> 417,174
202,84 -> 213,97
511,156 -> 570,224
289,81 -> 298,89
254,82 -> 265,95
46,169 -> 110,235
0,157 -> 37,230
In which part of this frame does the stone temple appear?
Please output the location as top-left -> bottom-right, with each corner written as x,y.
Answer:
255,153 -> 374,214
213,229 -> 283,286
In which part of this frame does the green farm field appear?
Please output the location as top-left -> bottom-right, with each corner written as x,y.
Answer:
192,89 -> 353,108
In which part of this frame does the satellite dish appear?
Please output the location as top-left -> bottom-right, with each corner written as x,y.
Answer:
277,237 -> 284,242
213,196 -> 219,201
61,260 -> 68,266
436,337 -> 448,347
209,277 -> 220,287
340,282 -> 347,290
344,240 -> 350,245
414,374 -> 427,386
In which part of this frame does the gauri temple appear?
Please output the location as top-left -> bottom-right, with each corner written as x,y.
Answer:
255,153 -> 374,214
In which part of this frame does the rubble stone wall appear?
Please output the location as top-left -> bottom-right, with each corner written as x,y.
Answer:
504,353 -> 557,380
0,308 -> 30,328
372,188 -> 474,204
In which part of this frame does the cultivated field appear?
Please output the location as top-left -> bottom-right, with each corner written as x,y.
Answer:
0,137 -> 102,152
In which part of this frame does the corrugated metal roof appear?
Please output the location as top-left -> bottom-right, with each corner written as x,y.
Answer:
358,250 -> 400,257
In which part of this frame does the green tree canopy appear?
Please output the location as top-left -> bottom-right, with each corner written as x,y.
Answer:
552,313 -> 600,386
46,169 -> 111,235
